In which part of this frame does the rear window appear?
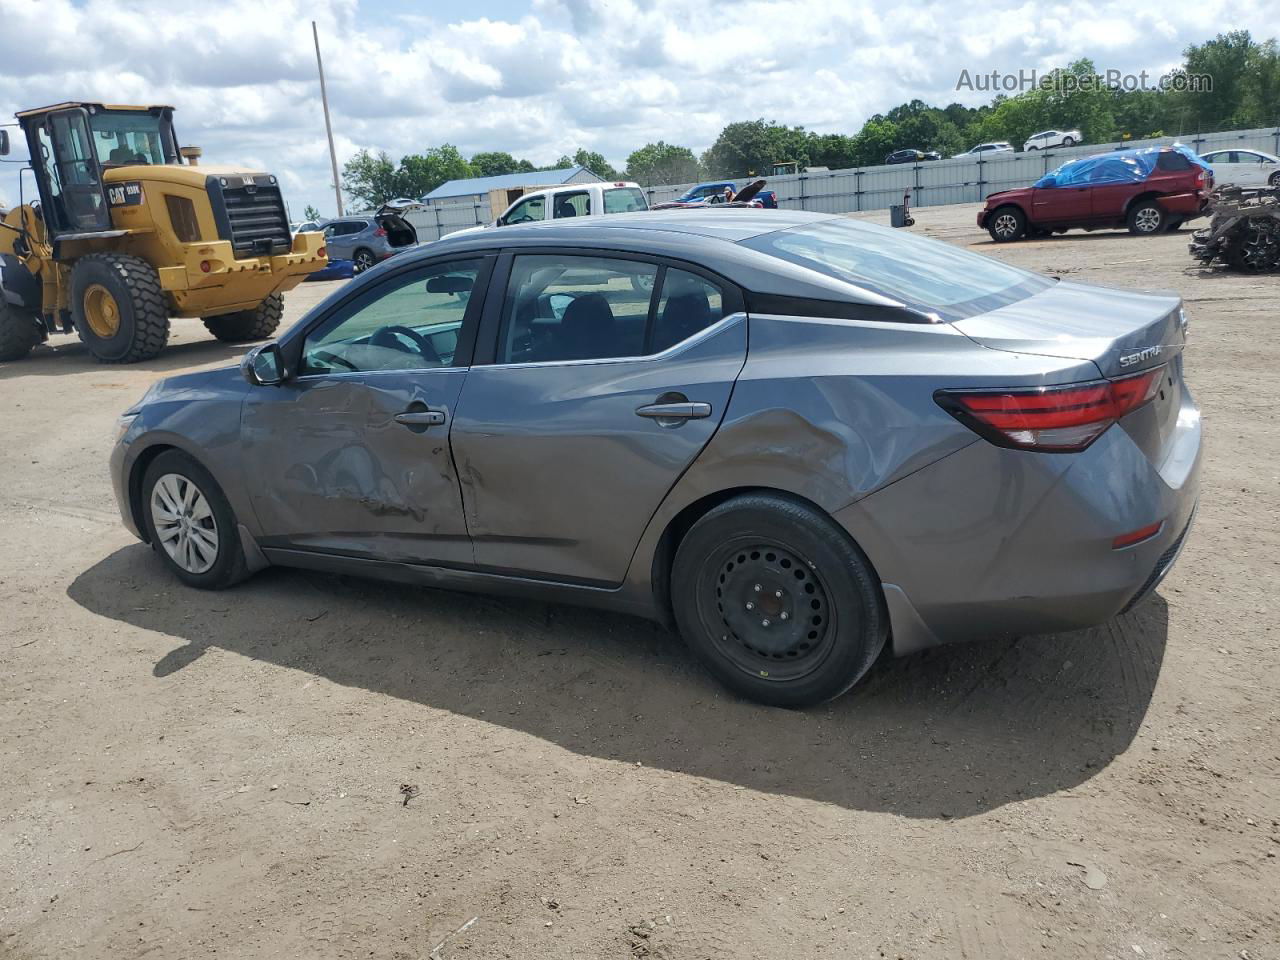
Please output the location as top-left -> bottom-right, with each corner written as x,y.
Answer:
1155,151 -> 1193,171
604,187 -> 647,214
742,218 -> 1052,321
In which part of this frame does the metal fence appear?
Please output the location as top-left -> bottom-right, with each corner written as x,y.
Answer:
405,126 -> 1280,243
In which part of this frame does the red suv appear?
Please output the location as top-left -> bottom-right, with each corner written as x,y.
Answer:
978,146 -> 1212,242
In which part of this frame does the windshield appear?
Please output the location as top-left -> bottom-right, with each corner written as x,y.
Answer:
90,110 -> 176,166
743,218 -> 1052,320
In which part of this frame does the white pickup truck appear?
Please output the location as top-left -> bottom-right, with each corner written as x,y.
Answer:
494,181 -> 649,226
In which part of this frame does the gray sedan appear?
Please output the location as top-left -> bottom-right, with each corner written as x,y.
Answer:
110,210 -> 1201,707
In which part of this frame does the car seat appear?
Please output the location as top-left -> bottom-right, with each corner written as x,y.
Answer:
652,290 -> 712,352
556,293 -> 616,360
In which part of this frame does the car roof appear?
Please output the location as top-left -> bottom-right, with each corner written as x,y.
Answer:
384,210 -> 914,309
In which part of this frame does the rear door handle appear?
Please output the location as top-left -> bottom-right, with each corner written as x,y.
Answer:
635,401 -> 712,420
394,410 -> 446,427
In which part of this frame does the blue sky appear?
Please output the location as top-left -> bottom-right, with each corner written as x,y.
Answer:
2,0 -> 1275,217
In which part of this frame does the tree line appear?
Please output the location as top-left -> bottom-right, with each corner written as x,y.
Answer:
339,30 -> 1280,211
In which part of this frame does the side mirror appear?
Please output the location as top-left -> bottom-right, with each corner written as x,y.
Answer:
0,130 -> 9,157
242,343 -> 285,385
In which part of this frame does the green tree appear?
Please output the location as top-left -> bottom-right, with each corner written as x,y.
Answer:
1181,31 -> 1260,130
553,148 -> 620,180
397,145 -> 472,199
341,149 -> 400,210
625,142 -> 701,185
303,204 -> 321,222
701,120 -> 812,177
470,151 -> 535,178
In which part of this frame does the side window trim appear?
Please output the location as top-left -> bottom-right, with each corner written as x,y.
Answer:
472,247 -> 743,369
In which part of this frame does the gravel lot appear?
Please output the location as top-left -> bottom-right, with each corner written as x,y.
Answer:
1,204 -> 1277,959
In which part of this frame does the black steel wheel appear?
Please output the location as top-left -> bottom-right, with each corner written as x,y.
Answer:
672,493 -> 887,707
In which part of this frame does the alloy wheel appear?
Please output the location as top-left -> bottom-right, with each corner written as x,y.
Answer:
1134,207 -> 1162,233
993,213 -> 1019,238
150,473 -> 219,574
354,251 -> 375,273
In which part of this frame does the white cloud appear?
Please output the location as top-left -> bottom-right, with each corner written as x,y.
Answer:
1,0 -> 1274,217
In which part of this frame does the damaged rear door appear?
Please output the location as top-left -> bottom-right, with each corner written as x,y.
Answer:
241,256 -> 491,565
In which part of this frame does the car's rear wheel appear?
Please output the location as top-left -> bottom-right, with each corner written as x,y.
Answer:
1062,136 -> 1076,146
1128,200 -> 1165,235
353,248 -> 376,273
671,494 -> 887,708
987,205 -> 1026,242
141,450 -> 249,589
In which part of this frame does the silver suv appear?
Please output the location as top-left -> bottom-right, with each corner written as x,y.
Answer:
321,205 -> 419,273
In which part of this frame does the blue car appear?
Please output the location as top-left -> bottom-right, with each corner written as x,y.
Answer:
304,258 -> 355,282
676,181 -> 778,209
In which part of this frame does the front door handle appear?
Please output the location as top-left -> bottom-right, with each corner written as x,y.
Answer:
635,401 -> 712,421
394,410 -> 446,427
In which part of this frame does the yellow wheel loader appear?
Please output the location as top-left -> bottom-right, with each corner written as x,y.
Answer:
0,103 -> 326,363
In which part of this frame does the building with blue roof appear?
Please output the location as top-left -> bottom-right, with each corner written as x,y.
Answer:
421,165 -> 604,207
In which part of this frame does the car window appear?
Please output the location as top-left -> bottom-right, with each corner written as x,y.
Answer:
301,259 -> 481,375
743,217 -> 1052,322
553,191 -> 591,218
1240,151 -> 1265,164
1155,151 -> 1193,171
649,269 -> 724,353
505,195 -> 544,224
497,255 -> 659,364
1201,151 -> 1224,162
604,187 -> 646,214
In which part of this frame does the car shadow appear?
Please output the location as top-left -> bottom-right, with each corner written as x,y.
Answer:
0,334 -> 251,380
68,545 -> 1170,820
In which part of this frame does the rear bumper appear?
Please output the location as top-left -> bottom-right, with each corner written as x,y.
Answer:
835,388 -> 1203,655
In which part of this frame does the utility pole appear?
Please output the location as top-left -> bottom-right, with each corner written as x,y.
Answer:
313,20 -> 344,216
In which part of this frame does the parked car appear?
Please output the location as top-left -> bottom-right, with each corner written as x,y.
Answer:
1023,129 -> 1083,151
110,210 -> 1199,708
885,149 -> 941,164
291,220 -> 321,234
1198,148 -> 1280,188
952,142 -> 1014,159
669,180 -> 779,209
978,146 -> 1212,242
495,182 -> 648,226
320,205 -> 419,273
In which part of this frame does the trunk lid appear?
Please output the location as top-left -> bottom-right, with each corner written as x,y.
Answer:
951,279 -> 1189,463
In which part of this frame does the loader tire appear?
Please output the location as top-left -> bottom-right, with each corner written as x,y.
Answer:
202,294 -> 284,343
70,254 -> 170,363
0,300 -> 42,362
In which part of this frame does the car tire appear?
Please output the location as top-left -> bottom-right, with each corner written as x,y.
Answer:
141,450 -> 250,590
671,493 -> 887,708
631,273 -> 656,294
202,294 -> 284,343
1127,200 -> 1165,235
353,248 -> 376,274
987,205 -> 1026,242
1269,170 -> 1280,188
70,253 -> 170,363
1027,145 -> 1038,151
1062,136 -> 1076,147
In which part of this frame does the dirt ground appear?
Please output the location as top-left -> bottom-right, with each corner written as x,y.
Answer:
1,204 -> 1277,960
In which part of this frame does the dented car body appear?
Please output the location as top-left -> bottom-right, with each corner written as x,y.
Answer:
111,210 -> 1200,694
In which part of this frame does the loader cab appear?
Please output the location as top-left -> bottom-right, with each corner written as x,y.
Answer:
16,102 -> 182,238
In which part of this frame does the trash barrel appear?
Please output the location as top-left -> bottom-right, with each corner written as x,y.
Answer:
890,204 -> 908,228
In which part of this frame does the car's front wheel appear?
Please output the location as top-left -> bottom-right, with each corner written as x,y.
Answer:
671,494 -> 887,708
1268,170 -> 1280,188
141,450 -> 249,589
987,205 -> 1026,242
1128,200 -> 1165,235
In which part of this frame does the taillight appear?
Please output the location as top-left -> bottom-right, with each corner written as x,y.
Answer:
374,227 -> 387,237
935,365 -> 1163,452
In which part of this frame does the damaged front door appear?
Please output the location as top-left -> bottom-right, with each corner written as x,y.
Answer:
242,258 -> 489,566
